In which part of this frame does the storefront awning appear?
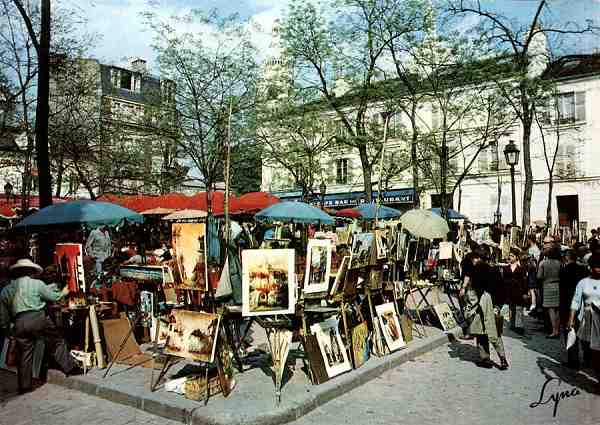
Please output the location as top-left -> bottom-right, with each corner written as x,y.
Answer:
274,188 -> 415,208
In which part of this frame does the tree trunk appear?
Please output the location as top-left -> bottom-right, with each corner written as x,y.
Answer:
521,118 -> 533,229
440,141 -> 448,220
55,157 -> 64,198
546,175 -> 553,229
410,109 -> 419,207
358,146 -> 372,202
34,0 -> 52,208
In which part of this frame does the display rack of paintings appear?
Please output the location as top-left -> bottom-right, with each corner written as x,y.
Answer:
310,318 -> 352,378
242,249 -> 296,316
304,239 -> 332,294
375,302 -> 406,352
171,223 -> 208,291
375,229 -> 389,260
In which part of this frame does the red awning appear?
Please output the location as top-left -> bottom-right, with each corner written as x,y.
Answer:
233,192 -> 280,214
336,208 -> 362,219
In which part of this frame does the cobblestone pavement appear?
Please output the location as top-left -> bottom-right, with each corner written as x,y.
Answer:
0,371 -> 181,425
291,316 -> 600,425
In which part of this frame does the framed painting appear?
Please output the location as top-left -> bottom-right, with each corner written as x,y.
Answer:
329,255 -> 350,297
171,223 -> 208,291
310,318 -> 352,378
242,249 -> 296,316
164,310 -> 221,363
375,229 -> 389,260
350,321 -> 370,368
54,243 -> 86,293
304,239 -> 332,294
375,302 -> 406,352
349,233 -> 374,270
433,302 -> 457,331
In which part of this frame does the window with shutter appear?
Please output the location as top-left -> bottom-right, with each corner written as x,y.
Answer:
556,144 -> 577,179
431,105 -> 440,130
489,143 -> 499,171
557,91 -> 585,124
336,158 -> 349,184
575,91 -> 585,121
478,149 -> 489,173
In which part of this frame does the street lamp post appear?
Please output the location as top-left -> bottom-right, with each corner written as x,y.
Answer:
504,140 -> 520,226
320,181 -> 326,209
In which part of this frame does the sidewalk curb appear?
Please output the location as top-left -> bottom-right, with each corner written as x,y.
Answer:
49,327 -> 461,425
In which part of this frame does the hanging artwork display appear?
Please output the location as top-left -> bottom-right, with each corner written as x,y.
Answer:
140,291 -> 154,327
396,231 -> 407,261
242,249 -> 296,316
330,255 -> 350,296
349,233 -> 375,269
368,268 -> 382,290
438,242 -> 453,260
336,227 -> 352,246
54,243 -> 86,292
304,239 -> 332,294
432,302 -> 457,331
310,318 -> 352,378
164,310 -> 221,363
375,302 -> 406,352
375,229 -> 389,260
171,223 -> 208,291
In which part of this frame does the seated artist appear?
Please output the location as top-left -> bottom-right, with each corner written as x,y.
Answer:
0,259 -> 83,394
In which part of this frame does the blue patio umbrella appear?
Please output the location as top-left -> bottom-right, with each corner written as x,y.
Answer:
429,208 -> 467,220
16,200 -> 143,228
353,203 -> 402,220
255,201 -> 335,225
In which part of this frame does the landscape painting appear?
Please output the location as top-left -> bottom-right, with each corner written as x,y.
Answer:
242,249 -> 296,316
164,310 -> 221,363
304,239 -> 332,294
310,318 -> 352,378
171,223 -> 208,290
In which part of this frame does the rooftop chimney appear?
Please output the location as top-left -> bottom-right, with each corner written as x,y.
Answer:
131,58 -> 147,74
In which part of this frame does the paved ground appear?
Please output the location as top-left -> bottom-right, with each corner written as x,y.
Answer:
1,315 -> 598,425
290,316 -> 600,425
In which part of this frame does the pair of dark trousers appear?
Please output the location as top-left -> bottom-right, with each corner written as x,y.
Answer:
475,334 -> 506,360
14,310 -> 75,392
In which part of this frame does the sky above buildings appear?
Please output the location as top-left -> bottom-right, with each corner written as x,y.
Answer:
66,0 -> 600,70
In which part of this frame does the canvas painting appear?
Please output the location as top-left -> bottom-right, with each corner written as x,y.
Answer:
396,231 -> 407,261
375,302 -> 406,352
349,233 -> 374,270
140,291 -> 154,327
171,223 -> 208,290
164,310 -> 221,363
351,322 -> 370,368
242,249 -> 295,316
54,243 -> 86,292
433,302 -> 457,331
375,229 -> 389,260
304,239 -> 332,294
310,318 -> 351,378
330,256 -> 350,297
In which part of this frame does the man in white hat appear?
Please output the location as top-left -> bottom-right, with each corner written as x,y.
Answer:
0,259 -> 80,394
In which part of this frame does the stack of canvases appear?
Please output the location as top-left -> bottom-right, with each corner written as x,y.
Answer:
239,226 -> 412,385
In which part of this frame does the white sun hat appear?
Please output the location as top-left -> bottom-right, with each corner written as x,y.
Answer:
9,258 -> 43,273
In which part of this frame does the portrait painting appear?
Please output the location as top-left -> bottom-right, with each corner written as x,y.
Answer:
433,302 -> 457,331
54,243 -> 86,292
242,249 -> 296,316
171,223 -> 208,290
164,310 -> 221,363
349,232 -> 375,270
351,322 -> 370,368
375,229 -> 389,260
304,239 -> 332,294
310,318 -> 351,378
330,255 -> 350,297
375,302 -> 406,352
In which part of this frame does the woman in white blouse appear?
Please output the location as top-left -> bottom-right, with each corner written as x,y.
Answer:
567,253 -> 600,379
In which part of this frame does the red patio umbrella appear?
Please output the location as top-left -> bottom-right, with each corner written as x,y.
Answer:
190,191 -> 236,215
336,208 -> 362,219
233,192 -> 280,214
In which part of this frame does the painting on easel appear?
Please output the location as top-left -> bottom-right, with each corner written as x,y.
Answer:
164,310 -> 221,363
171,223 -> 208,291
242,249 -> 296,316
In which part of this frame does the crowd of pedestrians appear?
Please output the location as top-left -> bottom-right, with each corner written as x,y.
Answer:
459,229 -> 600,380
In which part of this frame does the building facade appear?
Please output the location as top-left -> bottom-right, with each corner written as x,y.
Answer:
259,23 -> 600,230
